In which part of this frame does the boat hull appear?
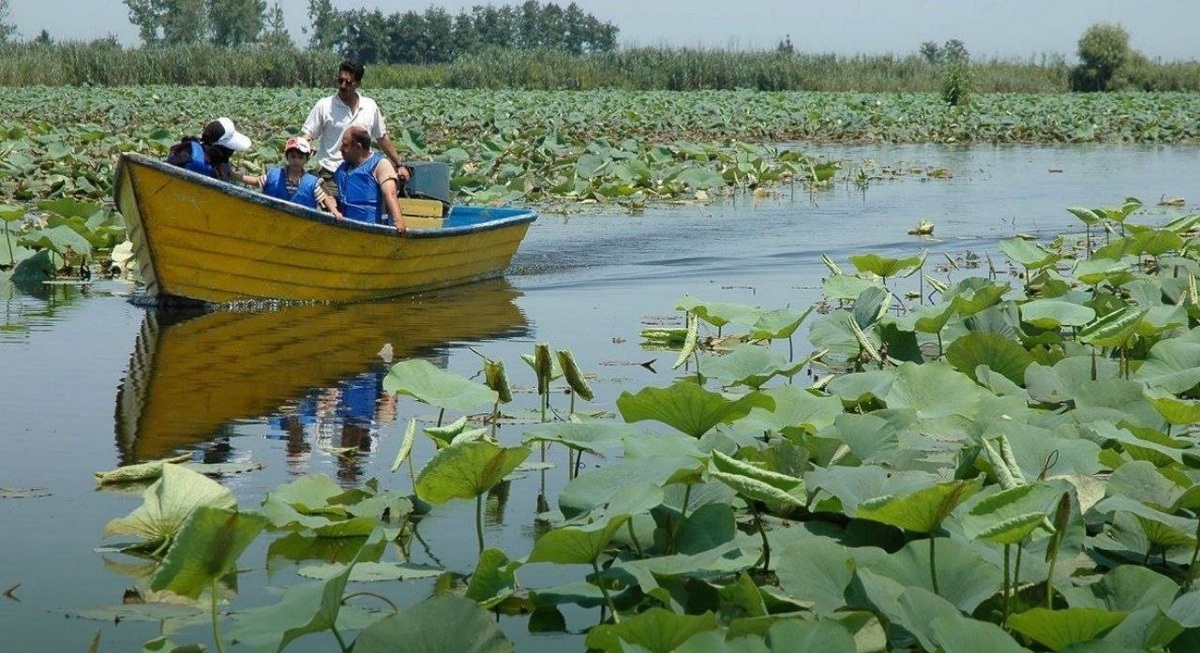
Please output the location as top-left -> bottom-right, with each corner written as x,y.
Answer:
114,153 -> 536,304
114,280 -> 529,462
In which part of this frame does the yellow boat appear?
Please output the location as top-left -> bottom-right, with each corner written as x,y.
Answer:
114,280 -> 529,463
113,153 -> 537,304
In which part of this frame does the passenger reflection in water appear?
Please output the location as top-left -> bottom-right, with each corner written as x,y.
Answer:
269,364 -> 396,481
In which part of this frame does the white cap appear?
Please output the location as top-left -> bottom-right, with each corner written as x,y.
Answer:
284,136 -> 312,155
203,117 -> 251,151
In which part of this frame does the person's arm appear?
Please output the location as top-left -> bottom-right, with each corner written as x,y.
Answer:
376,134 -> 410,182
313,184 -> 343,219
374,159 -> 406,232
238,173 -> 263,187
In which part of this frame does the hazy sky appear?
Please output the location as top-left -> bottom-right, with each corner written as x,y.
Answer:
9,0 -> 1198,61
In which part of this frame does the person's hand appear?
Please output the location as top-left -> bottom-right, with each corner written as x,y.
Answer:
395,220 -> 407,233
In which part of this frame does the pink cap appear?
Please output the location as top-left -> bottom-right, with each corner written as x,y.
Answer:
284,136 -> 312,155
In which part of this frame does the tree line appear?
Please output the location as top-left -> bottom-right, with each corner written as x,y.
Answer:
116,0 -> 617,64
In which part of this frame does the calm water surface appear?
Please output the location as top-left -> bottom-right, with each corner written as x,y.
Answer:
2,144 -> 1197,651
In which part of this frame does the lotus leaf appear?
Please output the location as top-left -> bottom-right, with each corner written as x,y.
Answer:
103,464 -> 237,550
297,561 -> 441,582
1008,607 -> 1128,651
1021,298 -> 1097,329
383,358 -> 498,412
149,506 -> 266,599
999,238 -> 1061,271
748,306 -> 813,340
960,483 -> 1061,545
675,295 -> 762,330
353,596 -> 514,653
586,608 -> 718,653
732,385 -> 842,441
466,548 -> 522,609
1077,307 -> 1148,348
885,361 -> 986,420
1093,496 -> 1197,550
527,513 -> 629,565
1059,565 -> 1178,614
823,273 -> 882,302
847,253 -> 923,279
945,331 -> 1034,385
415,441 -> 530,504
857,477 -> 982,532
227,556 -> 360,652
774,536 -> 887,616
1073,258 -> 1130,286
699,344 -> 805,389
616,380 -> 773,438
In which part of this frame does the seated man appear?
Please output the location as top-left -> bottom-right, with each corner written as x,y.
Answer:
333,125 -> 406,232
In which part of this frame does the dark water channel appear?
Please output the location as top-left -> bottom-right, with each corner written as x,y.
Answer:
2,144 -> 1197,651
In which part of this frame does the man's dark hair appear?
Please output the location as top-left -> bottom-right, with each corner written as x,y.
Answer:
339,60 -> 365,83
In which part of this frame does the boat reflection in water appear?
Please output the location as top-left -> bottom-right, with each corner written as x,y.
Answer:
114,280 -> 529,472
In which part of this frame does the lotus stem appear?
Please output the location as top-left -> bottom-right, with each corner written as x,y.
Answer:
750,500 -> 771,573
1185,521 -> 1200,591
591,558 -> 620,624
929,535 -> 939,595
436,407 -> 445,428
476,494 -> 485,556
1046,548 -> 1059,609
1014,545 -> 1024,599
490,401 -> 499,440
342,591 -> 400,613
331,625 -> 349,653
211,577 -> 226,653
626,520 -> 644,558
3,223 -> 12,265
1002,544 -> 1011,627
573,449 -> 584,478
668,483 -> 693,555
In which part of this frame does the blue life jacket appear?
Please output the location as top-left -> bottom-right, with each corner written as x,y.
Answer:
335,153 -> 389,225
167,140 -> 218,178
263,166 -> 320,209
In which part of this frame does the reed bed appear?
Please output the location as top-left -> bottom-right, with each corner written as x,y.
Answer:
1,41 -> 1197,92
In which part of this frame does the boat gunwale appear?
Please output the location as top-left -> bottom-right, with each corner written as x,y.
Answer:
114,152 -> 537,240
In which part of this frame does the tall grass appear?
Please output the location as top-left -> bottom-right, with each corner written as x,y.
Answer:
0,41 -> 338,86
1,41 -> 1197,93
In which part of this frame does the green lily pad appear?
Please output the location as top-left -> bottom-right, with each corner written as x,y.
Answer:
384,358 -> 498,412
353,596 -> 514,653
416,441 -> 530,504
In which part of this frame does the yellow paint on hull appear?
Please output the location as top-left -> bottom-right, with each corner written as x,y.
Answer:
115,280 -> 529,462
114,153 -> 536,304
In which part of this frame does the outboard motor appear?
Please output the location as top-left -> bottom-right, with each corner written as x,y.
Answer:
401,161 -> 452,216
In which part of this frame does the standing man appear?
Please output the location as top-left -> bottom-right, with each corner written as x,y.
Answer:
302,60 -> 410,202
335,126 -> 406,232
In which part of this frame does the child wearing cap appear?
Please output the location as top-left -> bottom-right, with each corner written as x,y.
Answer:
241,137 -> 342,217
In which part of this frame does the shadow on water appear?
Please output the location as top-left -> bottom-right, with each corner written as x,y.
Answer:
113,279 -> 530,465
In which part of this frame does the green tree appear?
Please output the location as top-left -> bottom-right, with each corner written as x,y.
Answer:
210,0 -> 266,46
0,0 -> 16,42
304,0 -> 339,51
940,42 -> 972,107
1071,22 -> 1130,91
260,1 -> 292,48
337,8 -> 391,64
161,0 -> 207,44
124,0 -> 163,44
125,0 -> 207,45
33,29 -> 52,45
